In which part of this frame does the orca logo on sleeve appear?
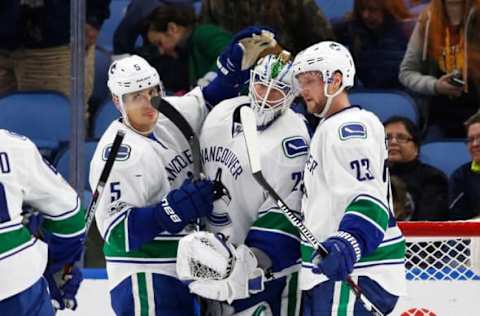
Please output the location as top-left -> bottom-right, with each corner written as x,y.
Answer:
282,136 -> 308,158
102,144 -> 131,161
339,122 -> 367,140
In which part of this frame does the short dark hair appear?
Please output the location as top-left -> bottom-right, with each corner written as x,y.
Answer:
465,111 -> 480,131
147,4 -> 196,32
383,116 -> 420,147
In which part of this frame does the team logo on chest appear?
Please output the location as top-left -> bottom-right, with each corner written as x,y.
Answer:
282,136 -> 308,158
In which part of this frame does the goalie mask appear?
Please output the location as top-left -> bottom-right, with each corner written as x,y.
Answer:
107,55 -> 165,130
292,41 -> 355,118
249,52 -> 296,127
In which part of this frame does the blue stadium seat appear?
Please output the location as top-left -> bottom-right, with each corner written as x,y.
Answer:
0,91 -> 70,157
349,90 -> 419,125
419,141 -> 471,178
315,0 -> 353,19
93,100 -> 120,139
54,141 -> 99,190
97,0 -> 130,52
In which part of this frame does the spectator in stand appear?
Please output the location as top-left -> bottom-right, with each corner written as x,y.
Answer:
199,0 -> 335,55
0,0 -> 111,117
385,116 -> 449,220
449,111 -> 480,220
146,3 -> 231,89
112,0 -> 195,95
333,0 -> 412,89
399,0 -> 480,139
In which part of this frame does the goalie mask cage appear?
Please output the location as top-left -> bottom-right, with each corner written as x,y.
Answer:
392,221 -> 480,316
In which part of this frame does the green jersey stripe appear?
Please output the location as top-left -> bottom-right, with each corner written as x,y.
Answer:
104,239 -> 179,259
253,211 -> 300,237
337,282 -> 351,316
0,227 -> 32,254
302,239 -> 405,264
137,273 -> 149,316
345,199 -> 389,231
358,239 -> 405,263
42,207 -> 86,236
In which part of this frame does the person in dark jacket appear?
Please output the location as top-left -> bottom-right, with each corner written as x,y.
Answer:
112,0 -> 194,95
333,0 -> 412,89
385,116 -> 449,220
449,111 -> 480,220
0,0 -> 111,116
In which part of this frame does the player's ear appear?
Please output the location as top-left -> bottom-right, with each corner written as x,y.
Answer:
112,94 -> 120,106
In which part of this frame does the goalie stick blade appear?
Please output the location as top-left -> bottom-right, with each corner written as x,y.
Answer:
151,96 -> 202,180
239,106 -> 262,174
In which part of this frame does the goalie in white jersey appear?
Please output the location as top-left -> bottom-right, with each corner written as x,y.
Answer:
292,41 -> 407,315
175,53 -> 309,315
0,130 -> 85,315
90,28 -> 278,315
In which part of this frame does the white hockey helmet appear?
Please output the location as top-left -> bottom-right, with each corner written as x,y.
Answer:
293,41 -> 355,88
107,55 -> 164,113
292,41 -> 355,118
249,51 -> 296,127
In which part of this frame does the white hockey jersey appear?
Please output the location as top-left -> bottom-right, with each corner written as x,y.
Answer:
300,106 -> 407,296
201,96 -> 310,276
90,87 -> 209,289
0,130 -> 83,300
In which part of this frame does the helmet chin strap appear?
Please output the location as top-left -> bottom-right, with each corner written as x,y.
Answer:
313,81 -> 345,119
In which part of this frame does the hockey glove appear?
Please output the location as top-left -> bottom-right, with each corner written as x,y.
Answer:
203,27 -> 277,107
312,232 -> 362,281
217,26 -> 276,85
44,266 -> 83,310
177,231 -> 265,303
155,178 -> 214,233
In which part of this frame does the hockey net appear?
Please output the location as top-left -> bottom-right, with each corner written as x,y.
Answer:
395,221 -> 480,315
399,221 -> 480,281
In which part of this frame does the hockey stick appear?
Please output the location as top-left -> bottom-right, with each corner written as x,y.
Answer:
150,96 -> 202,180
85,129 -> 125,234
239,106 -> 384,316
54,130 -> 125,310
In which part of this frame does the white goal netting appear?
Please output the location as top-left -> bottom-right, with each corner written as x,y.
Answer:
393,221 -> 480,316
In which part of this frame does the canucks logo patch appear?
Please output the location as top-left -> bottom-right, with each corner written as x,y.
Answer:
339,122 -> 367,140
282,136 -> 308,158
102,144 -> 131,161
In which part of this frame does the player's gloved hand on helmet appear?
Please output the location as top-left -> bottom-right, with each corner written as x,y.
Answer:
311,232 -> 362,281
44,266 -> 83,311
203,27 -> 277,108
156,178 -> 214,233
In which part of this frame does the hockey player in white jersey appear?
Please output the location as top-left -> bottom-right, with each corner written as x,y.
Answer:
175,53 -> 309,316
0,130 -> 85,315
90,27 -> 278,315
292,41 -> 406,315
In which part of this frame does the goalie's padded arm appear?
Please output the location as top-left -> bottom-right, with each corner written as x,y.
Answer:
245,208 -> 301,273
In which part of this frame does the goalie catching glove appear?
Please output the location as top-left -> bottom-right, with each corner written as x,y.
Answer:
176,231 -> 265,303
